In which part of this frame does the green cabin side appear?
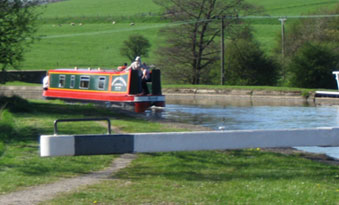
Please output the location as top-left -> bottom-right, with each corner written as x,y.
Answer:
49,73 -> 110,91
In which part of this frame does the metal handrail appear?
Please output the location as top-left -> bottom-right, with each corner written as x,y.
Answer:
54,118 -> 111,135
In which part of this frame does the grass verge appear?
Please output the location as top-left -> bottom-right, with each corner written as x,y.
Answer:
46,150 -> 339,204
1,81 -> 41,86
0,98 -> 179,194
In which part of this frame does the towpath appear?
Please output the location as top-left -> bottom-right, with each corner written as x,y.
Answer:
0,154 -> 136,205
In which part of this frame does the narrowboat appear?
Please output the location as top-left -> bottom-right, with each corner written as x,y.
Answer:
42,68 -> 165,112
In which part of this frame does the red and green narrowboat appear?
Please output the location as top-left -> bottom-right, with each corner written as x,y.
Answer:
42,68 -> 165,112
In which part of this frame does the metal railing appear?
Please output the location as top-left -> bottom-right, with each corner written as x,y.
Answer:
54,118 -> 111,135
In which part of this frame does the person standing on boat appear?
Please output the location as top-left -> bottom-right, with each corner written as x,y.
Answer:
125,56 -> 141,72
126,56 -> 143,92
140,63 -> 151,95
42,75 -> 49,90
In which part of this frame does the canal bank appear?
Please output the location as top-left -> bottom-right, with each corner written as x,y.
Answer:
1,86 -> 339,106
163,88 -> 339,106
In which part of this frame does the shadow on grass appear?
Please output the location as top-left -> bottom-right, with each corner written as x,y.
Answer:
116,150 -> 339,182
4,100 -> 125,143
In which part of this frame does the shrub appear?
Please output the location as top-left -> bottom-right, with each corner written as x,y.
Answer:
288,43 -> 338,89
120,34 -> 151,62
225,38 -> 279,86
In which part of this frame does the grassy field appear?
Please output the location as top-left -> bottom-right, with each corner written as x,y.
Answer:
0,98 -> 180,194
39,0 -> 162,21
46,150 -> 339,204
247,0 -> 338,16
18,0 -> 337,70
23,23 -> 163,70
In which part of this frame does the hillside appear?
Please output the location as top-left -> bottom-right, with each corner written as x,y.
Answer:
247,0 -> 338,16
39,0 -> 162,23
19,0 -> 337,70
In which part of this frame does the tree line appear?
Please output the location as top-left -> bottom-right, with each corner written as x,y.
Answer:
150,0 -> 339,89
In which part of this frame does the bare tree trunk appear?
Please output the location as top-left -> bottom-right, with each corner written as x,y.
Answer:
0,66 -> 7,84
154,0 -> 246,84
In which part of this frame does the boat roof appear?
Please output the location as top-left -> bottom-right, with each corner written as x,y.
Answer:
49,68 -> 127,74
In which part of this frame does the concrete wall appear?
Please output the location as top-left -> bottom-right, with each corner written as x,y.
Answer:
0,70 -> 46,84
0,86 -> 43,100
163,88 -> 339,106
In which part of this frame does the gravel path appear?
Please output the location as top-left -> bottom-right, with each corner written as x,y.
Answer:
0,154 -> 137,205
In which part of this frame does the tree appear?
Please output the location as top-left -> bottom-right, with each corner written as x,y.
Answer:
154,0 -> 252,84
281,5 -> 339,58
289,43 -> 338,89
275,4 -> 339,87
225,28 -> 278,86
0,0 -> 39,83
120,34 -> 151,62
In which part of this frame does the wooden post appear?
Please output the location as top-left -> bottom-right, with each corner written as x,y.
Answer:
221,16 -> 225,85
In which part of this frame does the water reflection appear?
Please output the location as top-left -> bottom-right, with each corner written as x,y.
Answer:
161,104 -> 339,130
145,103 -> 339,159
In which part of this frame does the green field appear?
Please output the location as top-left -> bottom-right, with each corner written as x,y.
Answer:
39,0 -> 162,20
18,0 -> 337,71
247,0 -> 338,16
24,23 -> 163,69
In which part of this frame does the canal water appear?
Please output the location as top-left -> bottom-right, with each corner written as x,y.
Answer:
147,103 -> 339,159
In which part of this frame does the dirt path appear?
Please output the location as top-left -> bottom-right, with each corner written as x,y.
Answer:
0,154 -> 137,205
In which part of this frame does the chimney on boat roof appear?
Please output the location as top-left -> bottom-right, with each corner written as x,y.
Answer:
88,67 -> 91,70
98,67 -> 101,71
74,67 -> 78,70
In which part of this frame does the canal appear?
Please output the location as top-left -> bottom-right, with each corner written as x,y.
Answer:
146,101 -> 339,159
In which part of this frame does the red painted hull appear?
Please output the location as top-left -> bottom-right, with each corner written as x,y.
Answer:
43,89 -> 165,113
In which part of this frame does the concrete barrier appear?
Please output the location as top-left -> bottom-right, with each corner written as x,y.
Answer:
0,70 -> 46,84
40,127 -> 339,157
0,86 -> 43,99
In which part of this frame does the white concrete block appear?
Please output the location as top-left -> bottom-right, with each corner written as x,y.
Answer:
40,135 -> 75,157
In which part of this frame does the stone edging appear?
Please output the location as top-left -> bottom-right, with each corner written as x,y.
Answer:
1,86 -> 339,105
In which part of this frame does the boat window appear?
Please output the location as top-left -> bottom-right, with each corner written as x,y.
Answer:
70,75 -> 75,88
98,76 -> 106,90
58,75 -> 65,88
80,76 -> 90,89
